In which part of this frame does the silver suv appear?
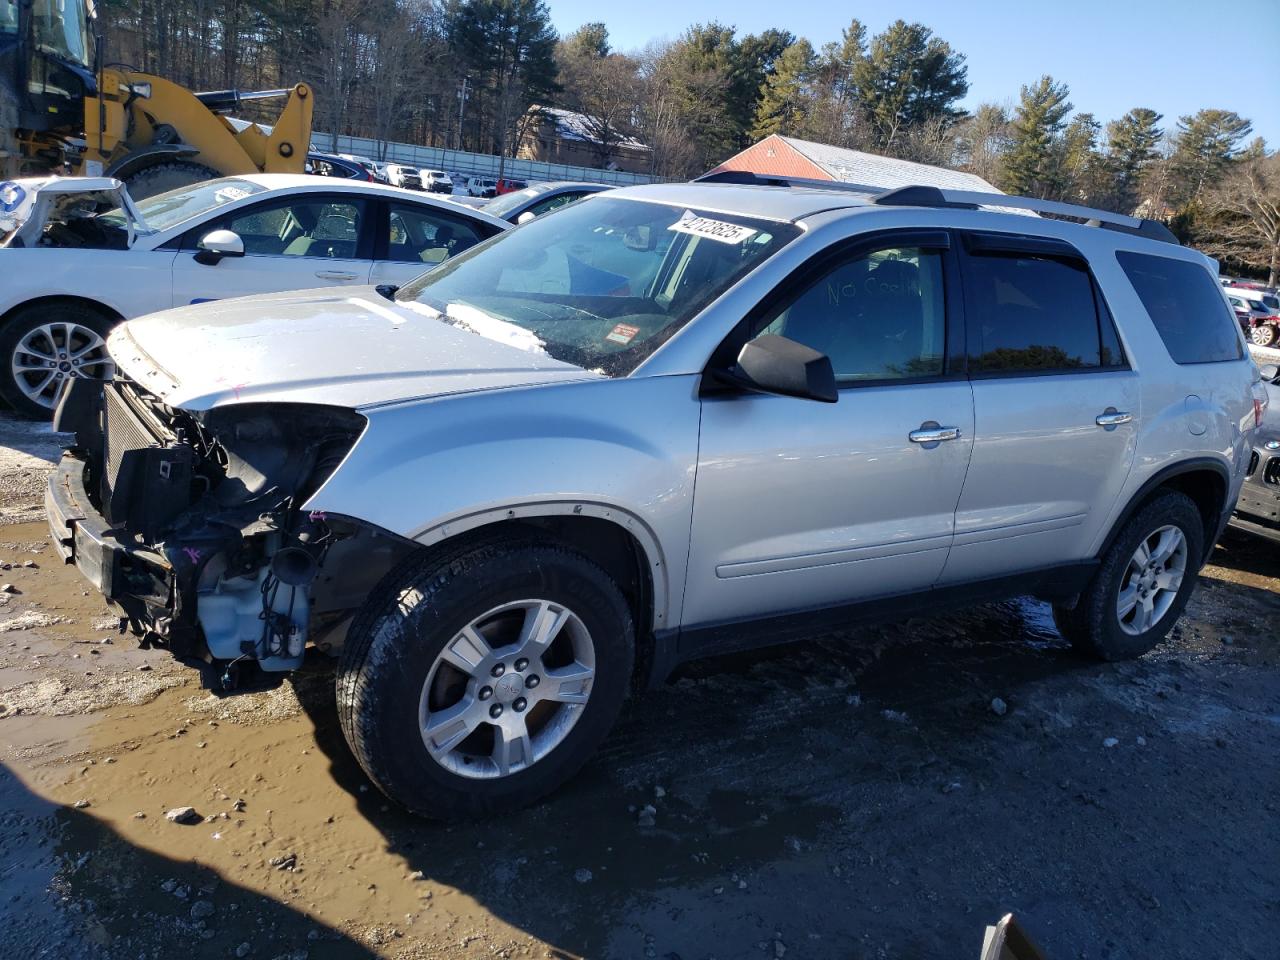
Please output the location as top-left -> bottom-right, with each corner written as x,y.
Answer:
47,180 -> 1266,819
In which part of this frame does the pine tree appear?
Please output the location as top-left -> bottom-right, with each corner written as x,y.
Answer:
1106,108 -> 1163,211
1055,112 -> 1105,202
1169,109 -> 1253,204
850,20 -> 968,151
751,39 -> 816,139
1001,75 -> 1072,197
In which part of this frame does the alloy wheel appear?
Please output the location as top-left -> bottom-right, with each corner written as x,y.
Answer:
419,599 -> 596,779
1116,524 -> 1188,636
11,321 -> 114,410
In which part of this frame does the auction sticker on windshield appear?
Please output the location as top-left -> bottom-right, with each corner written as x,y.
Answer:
670,211 -> 758,245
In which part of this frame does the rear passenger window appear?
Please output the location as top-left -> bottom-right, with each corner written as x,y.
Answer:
965,253 -> 1123,374
387,203 -> 486,265
1117,251 -> 1244,364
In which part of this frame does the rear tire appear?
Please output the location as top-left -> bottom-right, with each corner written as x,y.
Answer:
1251,323 -> 1278,348
0,302 -> 116,418
122,161 -> 220,201
1053,490 -> 1204,661
336,533 -> 634,820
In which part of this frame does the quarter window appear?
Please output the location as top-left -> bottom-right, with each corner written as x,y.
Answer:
965,252 -> 1122,373
749,245 -> 948,382
1117,251 -> 1244,364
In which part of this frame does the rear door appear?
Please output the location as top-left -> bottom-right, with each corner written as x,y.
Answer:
939,232 -> 1138,584
170,193 -> 373,306
368,200 -> 504,288
683,231 -> 974,629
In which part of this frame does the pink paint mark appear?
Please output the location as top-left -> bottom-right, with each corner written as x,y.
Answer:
182,547 -> 201,564
231,382 -> 247,400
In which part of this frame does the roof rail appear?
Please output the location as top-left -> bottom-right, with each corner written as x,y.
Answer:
693,170 -> 881,195
872,185 -> 1179,245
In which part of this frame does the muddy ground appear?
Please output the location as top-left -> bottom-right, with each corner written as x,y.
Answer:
0,412 -> 1276,960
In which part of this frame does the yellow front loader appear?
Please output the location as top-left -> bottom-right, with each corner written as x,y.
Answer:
2,0 -> 313,198
78,69 -> 313,198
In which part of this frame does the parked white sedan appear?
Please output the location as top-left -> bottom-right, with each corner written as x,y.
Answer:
0,174 -> 509,415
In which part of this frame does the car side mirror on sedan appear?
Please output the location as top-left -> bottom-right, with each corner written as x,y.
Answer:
194,229 -> 246,266
516,211 -> 537,225
1260,363 -> 1279,383
721,334 -> 838,403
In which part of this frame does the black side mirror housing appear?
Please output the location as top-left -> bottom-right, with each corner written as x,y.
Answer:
728,334 -> 838,403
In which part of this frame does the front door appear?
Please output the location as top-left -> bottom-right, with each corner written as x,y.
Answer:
683,234 -> 974,629
170,194 -> 372,307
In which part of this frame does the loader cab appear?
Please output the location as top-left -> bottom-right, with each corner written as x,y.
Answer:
6,0 -> 96,137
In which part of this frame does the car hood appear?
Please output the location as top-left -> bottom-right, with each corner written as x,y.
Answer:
109,286 -> 598,411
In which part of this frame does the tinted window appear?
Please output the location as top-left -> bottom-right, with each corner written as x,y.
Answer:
750,245 -> 947,381
387,203 -> 485,264
966,253 -> 1117,373
1117,251 -> 1243,364
216,198 -> 364,258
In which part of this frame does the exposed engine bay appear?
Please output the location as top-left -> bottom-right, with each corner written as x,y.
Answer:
53,378 -> 409,691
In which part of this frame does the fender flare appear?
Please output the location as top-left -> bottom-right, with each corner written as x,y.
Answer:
410,499 -> 672,631
104,143 -> 201,182
1096,457 -> 1232,565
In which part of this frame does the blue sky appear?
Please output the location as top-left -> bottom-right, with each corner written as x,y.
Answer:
549,0 -> 1280,147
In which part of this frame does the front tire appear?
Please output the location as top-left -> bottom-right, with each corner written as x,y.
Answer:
336,534 -> 634,819
1054,490 -> 1204,660
1251,323 -> 1277,348
0,302 -> 116,418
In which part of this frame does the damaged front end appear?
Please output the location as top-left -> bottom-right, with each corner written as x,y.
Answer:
47,377 -> 384,690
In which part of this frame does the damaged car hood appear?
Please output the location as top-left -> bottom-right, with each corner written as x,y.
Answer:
109,286 -> 598,411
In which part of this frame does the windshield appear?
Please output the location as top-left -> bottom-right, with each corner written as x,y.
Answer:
1263,295 -> 1280,312
396,196 -> 799,377
30,0 -> 93,68
101,178 -> 268,233
484,186 -> 545,219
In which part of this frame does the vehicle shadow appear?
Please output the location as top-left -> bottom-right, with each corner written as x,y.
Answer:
287,594 -> 1201,958
0,760 -> 378,959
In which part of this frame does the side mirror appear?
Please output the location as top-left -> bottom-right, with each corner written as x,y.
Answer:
1260,363 -> 1279,383
516,211 -> 536,225
194,229 -> 245,265
728,334 -> 837,403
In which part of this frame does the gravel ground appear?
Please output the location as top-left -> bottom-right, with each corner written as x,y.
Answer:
0,411 -> 1276,960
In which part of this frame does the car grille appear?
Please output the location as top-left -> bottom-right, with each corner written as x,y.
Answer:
1266,456 -> 1280,486
1247,451 -> 1259,477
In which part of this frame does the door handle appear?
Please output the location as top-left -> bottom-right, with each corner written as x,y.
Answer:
315,270 -> 358,281
909,424 -> 961,444
1095,409 -> 1133,428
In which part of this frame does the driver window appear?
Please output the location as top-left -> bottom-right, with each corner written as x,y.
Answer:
752,245 -> 947,382
216,198 -> 364,258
